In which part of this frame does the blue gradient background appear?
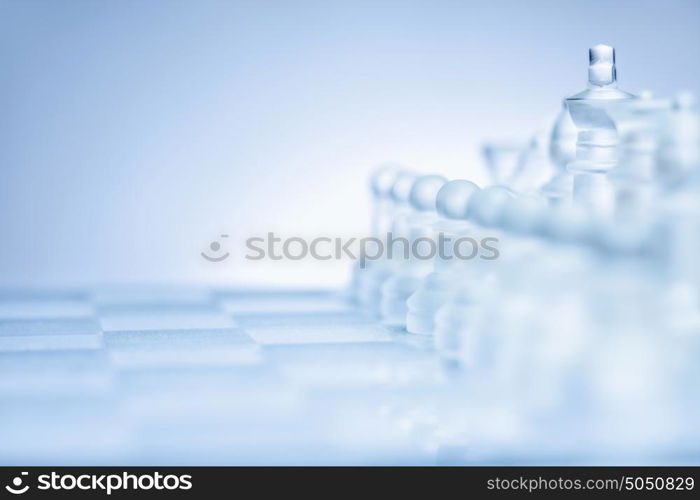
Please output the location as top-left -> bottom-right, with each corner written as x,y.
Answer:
2,0 -> 699,286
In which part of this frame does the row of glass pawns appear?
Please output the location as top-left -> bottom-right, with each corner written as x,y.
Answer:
347,163 -> 700,457
351,95 -> 700,356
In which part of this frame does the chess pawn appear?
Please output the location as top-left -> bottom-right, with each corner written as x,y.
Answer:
433,186 -> 514,362
657,91 -> 700,188
579,218 -> 680,455
608,91 -> 671,221
654,175 -> 700,336
405,180 -> 480,335
370,163 -> 404,235
355,170 -> 418,315
654,182 -> 700,457
474,203 -> 592,452
540,100 -> 577,205
497,195 -> 549,268
584,214 -> 659,344
656,177 -> 700,445
566,45 -> 637,218
439,195 -> 549,440
388,171 -> 421,237
483,195 -> 550,385
380,174 -> 447,329
513,204 -> 594,417
348,164 -> 403,303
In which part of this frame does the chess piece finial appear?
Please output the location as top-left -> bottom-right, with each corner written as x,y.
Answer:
588,44 -> 617,87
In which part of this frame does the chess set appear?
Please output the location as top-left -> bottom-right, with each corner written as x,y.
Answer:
2,44 -> 700,465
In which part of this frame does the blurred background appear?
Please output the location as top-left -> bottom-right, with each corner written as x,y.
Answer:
2,0 -> 699,287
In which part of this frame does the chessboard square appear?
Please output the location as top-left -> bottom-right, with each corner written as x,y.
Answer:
96,302 -> 221,316
234,311 -> 373,328
105,327 -> 259,368
0,334 -> 102,351
104,328 -> 254,348
0,289 -> 87,301
100,312 -> 236,332
262,342 -> 440,387
214,289 -> 336,300
0,299 -> 94,319
0,318 -> 101,337
0,350 -> 112,394
244,323 -> 394,345
91,286 -> 213,308
219,293 -> 352,316
0,349 -> 109,373
108,344 -> 262,369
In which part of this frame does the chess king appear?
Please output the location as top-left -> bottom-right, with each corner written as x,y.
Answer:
566,44 -> 638,218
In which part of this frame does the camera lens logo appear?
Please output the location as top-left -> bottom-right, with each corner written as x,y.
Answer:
5,472 -> 29,495
201,234 -> 230,262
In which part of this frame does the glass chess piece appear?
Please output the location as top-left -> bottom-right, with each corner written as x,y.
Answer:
481,141 -> 523,186
433,186 -> 514,362
540,100 -> 577,205
657,91 -> 700,188
348,164 -> 404,304
566,44 -> 638,218
655,170 -> 700,336
608,90 -> 671,221
405,180 -> 481,335
509,131 -> 555,196
355,169 -> 418,316
579,216 -> 679,458
380,174 -> 448,329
